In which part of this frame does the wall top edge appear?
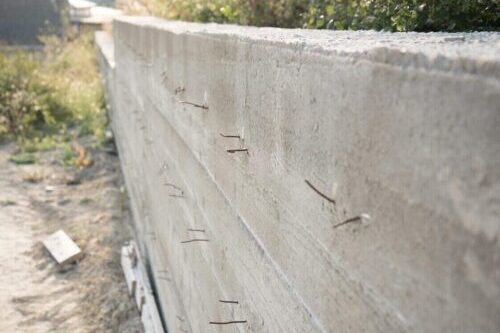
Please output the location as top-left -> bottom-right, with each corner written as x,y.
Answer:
95,31 -> 115,68
113,15 -> 500,80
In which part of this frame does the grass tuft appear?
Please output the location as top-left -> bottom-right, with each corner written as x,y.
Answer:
9,152 -> 37,165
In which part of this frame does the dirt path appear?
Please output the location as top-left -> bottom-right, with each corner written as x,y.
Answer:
0,140 -> 143,332
0,165 -> 61,332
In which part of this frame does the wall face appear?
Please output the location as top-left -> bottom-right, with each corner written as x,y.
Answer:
97,18 -> 500,333
0,0 -> 64,45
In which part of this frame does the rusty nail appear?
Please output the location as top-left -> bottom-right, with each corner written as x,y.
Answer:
333,214 -> 371,229
178,100 -> 208,110
188,228 -> 205,232
219,133 -> 241,139
181,239 -> 210,244
209,320 -> 247,325
226,148 -> 248,154
219,300 -> 239,304
305,180 -> 336,205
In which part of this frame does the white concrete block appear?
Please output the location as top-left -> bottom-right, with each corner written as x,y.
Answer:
42,230 -> 82,265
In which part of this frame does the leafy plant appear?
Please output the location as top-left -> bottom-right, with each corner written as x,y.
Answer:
117,0 -> 499,32
0,31 -> 107,158
0,33 -> 106,140
1,31 -> 106,169
0,52 -> 66,138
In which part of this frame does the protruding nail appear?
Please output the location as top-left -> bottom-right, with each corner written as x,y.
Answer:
333,214 -> 371,229
209,320 -> 247,325
226,148 -> 248,154
305,179 -> 336,205
188,228 -> 205,232
178,100 -> 208,110
219,133 -> 241,139
181,239 -> 210,244
219,300 -> 239,304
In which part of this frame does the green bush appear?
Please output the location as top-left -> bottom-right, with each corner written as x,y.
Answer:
298,0 -> 499,31
0,32 -> 106,144
0,52 -> 67,137
119,0 -> 498,32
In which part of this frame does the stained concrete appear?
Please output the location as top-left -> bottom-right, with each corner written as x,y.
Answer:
97,18 -> 500,333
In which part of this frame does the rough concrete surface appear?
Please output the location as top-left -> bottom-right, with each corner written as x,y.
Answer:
96,18 -> 500,333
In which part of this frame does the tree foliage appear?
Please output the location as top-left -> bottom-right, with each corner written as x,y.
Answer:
121,0 -> 499,32
0,33 -> 105,141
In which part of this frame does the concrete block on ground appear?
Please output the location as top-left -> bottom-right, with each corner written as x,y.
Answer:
43,230 -> 82,265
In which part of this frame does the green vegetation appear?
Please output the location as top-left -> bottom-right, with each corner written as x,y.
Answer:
119,0 -> 498,32
9,152 -> 37,165
0,32 -> 106,165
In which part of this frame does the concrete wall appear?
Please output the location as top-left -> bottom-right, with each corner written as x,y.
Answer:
0,0 -> 64,45
96,18 -> 500,333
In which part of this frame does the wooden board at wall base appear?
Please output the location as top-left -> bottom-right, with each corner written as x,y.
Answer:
135,284 -> 146,313
141,302 -> 165,333
42,230 -> 82,265
121,245 -> 137,296
121,241 -> 165,333
142,284 -> 164,333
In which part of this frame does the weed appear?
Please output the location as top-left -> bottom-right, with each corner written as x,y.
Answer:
59,141 -> 93,169
9,152 -> 37,165
0,31 -> 107,163
21,136 -> 57,152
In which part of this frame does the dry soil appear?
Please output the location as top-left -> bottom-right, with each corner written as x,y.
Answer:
0,138 -> 143,332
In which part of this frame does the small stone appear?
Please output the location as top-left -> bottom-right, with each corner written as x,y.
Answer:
45,185 -> 56,193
